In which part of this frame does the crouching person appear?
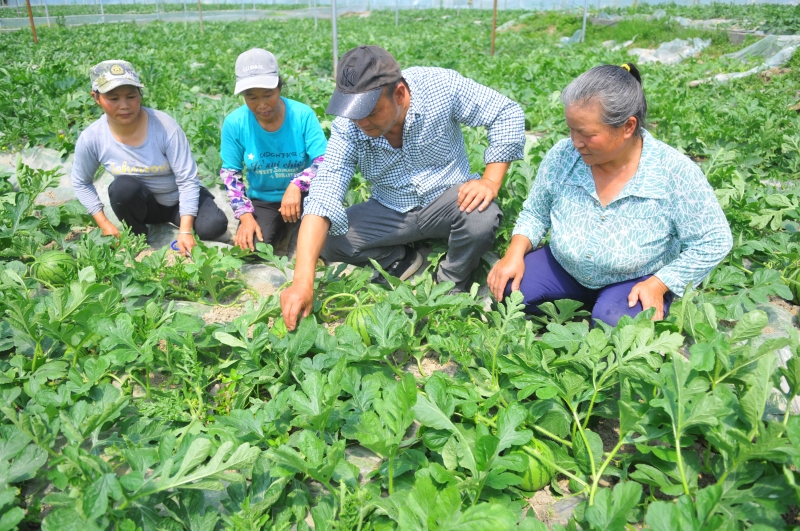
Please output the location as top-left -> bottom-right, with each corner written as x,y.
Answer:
281,45 -> 525,330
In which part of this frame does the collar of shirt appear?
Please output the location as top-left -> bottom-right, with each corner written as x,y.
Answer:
564,129 -> 669,205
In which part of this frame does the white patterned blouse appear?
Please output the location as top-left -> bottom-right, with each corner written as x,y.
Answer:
512,129 -> 733,296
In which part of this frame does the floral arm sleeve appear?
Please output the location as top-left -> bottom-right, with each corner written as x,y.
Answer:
220,168 -> 255,219
289,156 -> 324,193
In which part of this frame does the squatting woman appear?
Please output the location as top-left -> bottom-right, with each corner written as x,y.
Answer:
220,48 -> 328,251
71,60 -> 228,256
488,63 -> 732,326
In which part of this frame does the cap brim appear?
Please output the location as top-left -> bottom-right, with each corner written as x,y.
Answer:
95,79 -> 145,94
234,75 -> 280,95
325,87 -> 382,119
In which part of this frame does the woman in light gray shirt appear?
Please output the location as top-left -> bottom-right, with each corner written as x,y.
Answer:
71,60 -> 228,255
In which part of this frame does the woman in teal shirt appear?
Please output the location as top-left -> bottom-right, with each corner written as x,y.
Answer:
488,63 -> 732,326
220,48 -> 327,251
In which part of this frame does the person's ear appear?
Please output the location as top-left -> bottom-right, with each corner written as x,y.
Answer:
393,83 -> 406,106
622,116 -> 637,139
92,91 -> 101,104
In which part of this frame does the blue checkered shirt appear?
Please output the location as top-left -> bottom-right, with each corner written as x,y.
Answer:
303,66 -> 525,235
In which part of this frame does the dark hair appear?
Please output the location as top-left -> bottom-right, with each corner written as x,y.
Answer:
561,63 -> 646,136
381,78 -> 408,100
276,75 -> 284,90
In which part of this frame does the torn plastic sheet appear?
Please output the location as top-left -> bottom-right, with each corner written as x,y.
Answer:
628,37 -> 711,65
602,34 -> 637,51
690,35 -> 800,85
560,29 -> 583,46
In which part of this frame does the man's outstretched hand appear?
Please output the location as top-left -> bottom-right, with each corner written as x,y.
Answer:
280,283 -> 315,331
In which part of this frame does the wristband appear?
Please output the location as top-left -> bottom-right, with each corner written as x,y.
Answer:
178,231 -> 194,235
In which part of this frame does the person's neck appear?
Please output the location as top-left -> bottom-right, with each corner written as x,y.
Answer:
593,135 -> 643,178
108,108 -> 148,145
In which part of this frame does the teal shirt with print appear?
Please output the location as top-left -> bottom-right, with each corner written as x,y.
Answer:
512,129 -> 733,297
220,97 -> 327,203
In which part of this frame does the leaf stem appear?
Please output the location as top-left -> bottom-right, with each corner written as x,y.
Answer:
589,439 -> 625,505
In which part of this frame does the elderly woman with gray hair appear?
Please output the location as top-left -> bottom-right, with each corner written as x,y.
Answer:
488,63 -> 732,326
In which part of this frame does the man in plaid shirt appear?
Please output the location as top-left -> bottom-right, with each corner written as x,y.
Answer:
281,45 -> 525,329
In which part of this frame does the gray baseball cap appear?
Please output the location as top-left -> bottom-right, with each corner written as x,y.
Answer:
234,48 -> 280,95
326,45 -> 403,120
90,60 -> 145,94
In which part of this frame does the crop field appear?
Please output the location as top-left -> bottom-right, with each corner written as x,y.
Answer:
2,5 -> 800,530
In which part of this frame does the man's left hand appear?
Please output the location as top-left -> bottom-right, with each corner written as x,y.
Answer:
457,178 -> 500,213
628,276 -> 670,320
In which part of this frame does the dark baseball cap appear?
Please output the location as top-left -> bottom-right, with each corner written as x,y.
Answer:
326,45 -> 403,120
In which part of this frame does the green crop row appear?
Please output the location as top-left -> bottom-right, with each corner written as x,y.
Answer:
1,8 -> 800,530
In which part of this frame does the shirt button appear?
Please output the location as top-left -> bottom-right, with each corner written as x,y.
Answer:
586,254 -> 591,258
601,216 -> 606,221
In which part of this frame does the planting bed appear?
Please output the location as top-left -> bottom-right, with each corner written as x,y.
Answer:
1,5 -> 800,530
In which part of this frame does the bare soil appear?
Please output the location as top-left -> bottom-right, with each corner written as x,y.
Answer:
404,351 -> 459,378
202,304 -> 248,324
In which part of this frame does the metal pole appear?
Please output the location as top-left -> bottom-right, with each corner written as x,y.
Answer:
197,0 -> 203,30
331,0 -> 338,77
490,0 -> 497,54
394,0 -> 398,26
312,0 -> 316,28
43,0 -> 50,26
25,0 -> 37,42
184,0 -> 187,14
241,0 -> 244,14
580,0 -> 587,41
155,0 -> 160,19
99,0 -> 104,23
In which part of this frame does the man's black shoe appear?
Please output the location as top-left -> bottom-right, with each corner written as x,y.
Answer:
373,246 -> 424,285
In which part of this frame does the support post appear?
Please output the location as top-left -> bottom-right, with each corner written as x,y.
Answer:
580,0 -> 588,42
99,0 -> 104,23
155,0 -> 160,19
395,0 -> 398,26
490,0 -> 497,54
197,0 -> 204,31
331,0 -> 338,77
25,0 -> 37,42
312,0 -> 317,28
43,0 -> 50,26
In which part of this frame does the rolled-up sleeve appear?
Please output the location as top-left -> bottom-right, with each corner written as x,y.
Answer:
302,118 -> 358,236
71,133 -> 105,216
654,164 -> 733,296
449,70 -> 525,164
511,148 -> 557,247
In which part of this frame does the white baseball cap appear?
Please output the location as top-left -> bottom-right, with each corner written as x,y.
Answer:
234,48 -> 280,95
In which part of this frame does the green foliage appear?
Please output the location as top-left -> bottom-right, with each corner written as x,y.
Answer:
1,5 -> 800,530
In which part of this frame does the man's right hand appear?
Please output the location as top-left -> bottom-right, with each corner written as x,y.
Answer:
99,221 -> 120,238
235,213 -> 263,251
280,283 -> 315,331
278,214 -> 331,331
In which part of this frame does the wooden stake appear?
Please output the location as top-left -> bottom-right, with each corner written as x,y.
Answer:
25,0 -> 37,43
490,0 -> 497,55
197,0 -> 204,32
